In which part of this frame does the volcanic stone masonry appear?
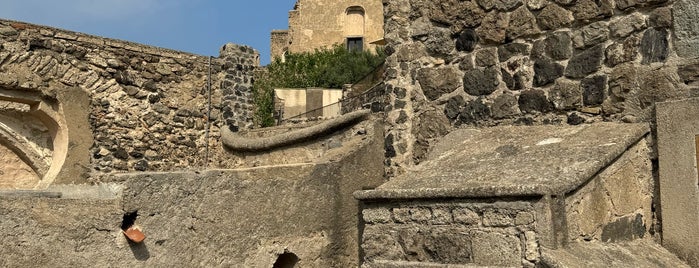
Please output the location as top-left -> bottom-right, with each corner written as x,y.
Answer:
0,19 -> 258,179
380,0 -> 699,176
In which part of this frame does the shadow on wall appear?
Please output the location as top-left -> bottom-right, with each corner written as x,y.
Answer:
273,252 -> 299,268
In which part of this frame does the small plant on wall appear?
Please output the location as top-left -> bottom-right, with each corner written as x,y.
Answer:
253,45 -> 386,127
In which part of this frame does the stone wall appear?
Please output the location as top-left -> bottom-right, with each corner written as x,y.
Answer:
361,200 -> 539,267
271,0 -> 385,60
0,20 -> 258,187
381,0 -> 699,176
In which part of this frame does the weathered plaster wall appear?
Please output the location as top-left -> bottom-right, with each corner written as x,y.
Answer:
271,0 -> 385,60
565,140 -> 654,243
381,0 -> 699,176
0,20 -> 259,187
0,121 -> 385,267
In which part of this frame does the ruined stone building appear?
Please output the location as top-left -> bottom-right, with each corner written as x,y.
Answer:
3,0 -> 699,267
270,0 -> 384,61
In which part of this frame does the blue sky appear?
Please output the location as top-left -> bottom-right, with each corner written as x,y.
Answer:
0,0 -> 295,65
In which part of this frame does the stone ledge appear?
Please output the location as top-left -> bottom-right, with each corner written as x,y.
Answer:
363,260 -> 515,268
356,123 -> 649,200
541,240 -> 689,268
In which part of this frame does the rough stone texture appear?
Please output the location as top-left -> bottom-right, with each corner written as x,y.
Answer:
463,67 -> 500,96
538,4 -> 574,30
673,0 -> 699,57
605,34 -> 641,67
550,79 -> 582,110
545,32 -> 573,60
581,75 -> 608,106
534,57 -> 565,87
417,67 -> 462,101
610,13 -> 647,39
359,200 -> 535,267
0,19 -> 258,187
477,12 -> 509,44
506,6 -> 540,40
380,0 -> 699,230
565,44 -> 605,79
566,140 -> 653,242
455,29 -> 479,52
573,21 -> 609,49
541,240 -> 690,268
498,42 -> 530,62
518,89 -> 552,113
657,98 -> 699,267
1,116 -> 385,268
640,28 -> 669,64
356,123 -> 649,199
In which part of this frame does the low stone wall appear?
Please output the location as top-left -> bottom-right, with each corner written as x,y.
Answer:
381,0 -> 699,176
0,19 -> 258,187
0,124 -> 385,267
361,200 -> 539,267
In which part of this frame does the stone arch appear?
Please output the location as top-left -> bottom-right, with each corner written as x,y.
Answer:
0,88 -> 69,189
345,6 -> 366,38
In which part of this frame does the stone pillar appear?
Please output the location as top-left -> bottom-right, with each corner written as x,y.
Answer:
656,98 -> 699,267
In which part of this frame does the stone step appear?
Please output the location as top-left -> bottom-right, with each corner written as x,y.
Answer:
541,240 -> 689,268
363,260 -> 515,268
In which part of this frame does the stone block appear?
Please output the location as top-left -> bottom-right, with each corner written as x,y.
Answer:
453,208 -> 480,225
515,211 -> 535,226
393,208 -> 411,223
409,207 -> 433,222
537,4 -> 574,30
498,42 -> 530,62
581,75 -> 608,106
609,13 -> 646,39
640,28 -> 669,64
533,57 -> 564,87
475,47 -> 499,67
472,231 -> 522,266
364,207 -> 394,224
492,93 -> 520,119
507,6 -> 540,40
463,67 -> 500,96
657,98 -> 699,267
549,79 -> 582,110
572,21 -> 609,49
430,208 -> 453,225
362,226 -> 406,261
518,89 -> 552,114
416,67 -> 462,101
565,44 -> 605,79
605,34 -> 640,67
456,29 -> 479,53
545,32 -> 573,60
477,12 -> 509,44
459,98 -> 491,124
483,210 -> 514,227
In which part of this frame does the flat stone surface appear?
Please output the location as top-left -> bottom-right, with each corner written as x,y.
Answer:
541,240 -> 689,268
356,123 -> 648,200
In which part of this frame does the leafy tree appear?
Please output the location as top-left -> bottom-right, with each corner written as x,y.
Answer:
252,45 -> 386,127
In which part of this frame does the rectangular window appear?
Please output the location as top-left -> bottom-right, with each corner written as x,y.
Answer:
347,37 -> 363,52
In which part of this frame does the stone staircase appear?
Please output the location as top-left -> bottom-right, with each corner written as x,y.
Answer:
355,123 -> 689,267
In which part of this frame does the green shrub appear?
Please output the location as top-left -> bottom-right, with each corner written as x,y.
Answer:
252,45 -> 385,127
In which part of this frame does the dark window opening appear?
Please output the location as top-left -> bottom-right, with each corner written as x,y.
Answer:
272,252 -> 299,268
347,37 -> 363,52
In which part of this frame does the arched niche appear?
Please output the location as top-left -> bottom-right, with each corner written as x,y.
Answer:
345,6 -> 366,51
0,89 -> 67,189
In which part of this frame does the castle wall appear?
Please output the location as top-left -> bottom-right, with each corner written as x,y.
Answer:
0,20 -> 259,187
380,0 -> 699,177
